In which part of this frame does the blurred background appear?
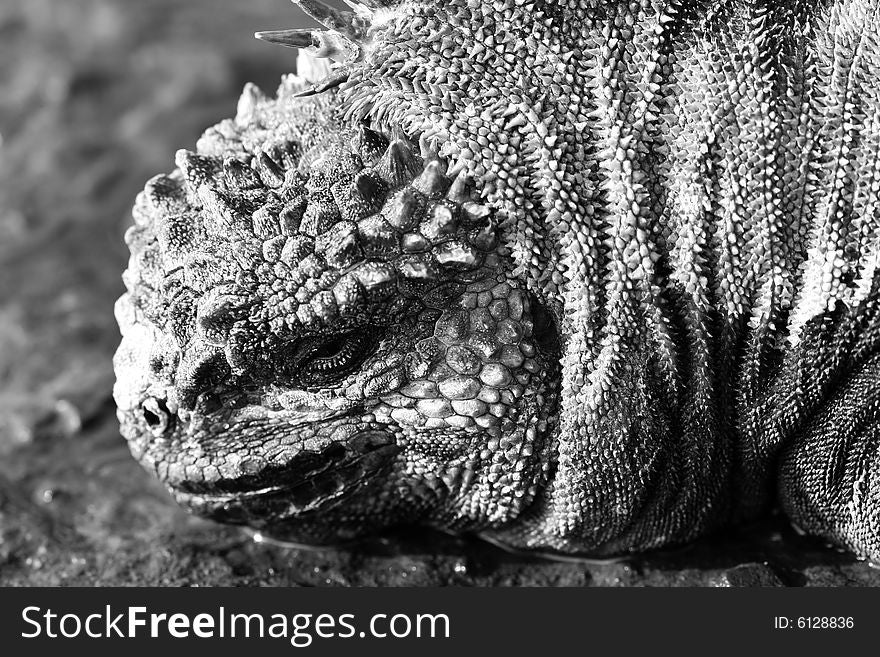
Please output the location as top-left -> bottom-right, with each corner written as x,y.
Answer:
0,0 -> 876,586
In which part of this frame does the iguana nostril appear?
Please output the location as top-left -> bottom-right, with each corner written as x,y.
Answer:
143,407 -> 160,427
141,398 -> 174,437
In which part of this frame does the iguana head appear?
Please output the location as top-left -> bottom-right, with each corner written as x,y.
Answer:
114,63 -> 560,543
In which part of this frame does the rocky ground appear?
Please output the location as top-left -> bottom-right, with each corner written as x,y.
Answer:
0,0 -> 878,587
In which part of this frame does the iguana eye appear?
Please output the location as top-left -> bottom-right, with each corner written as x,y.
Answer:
297,329 -> 376,385
141,397 -> 174,436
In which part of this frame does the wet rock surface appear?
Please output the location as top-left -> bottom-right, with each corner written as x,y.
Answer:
0,0 -> 878,587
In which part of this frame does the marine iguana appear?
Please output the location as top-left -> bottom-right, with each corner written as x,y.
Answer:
113,0 -> 880,561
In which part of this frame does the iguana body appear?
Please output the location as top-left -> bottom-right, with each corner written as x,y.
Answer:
114,0 -> 880,560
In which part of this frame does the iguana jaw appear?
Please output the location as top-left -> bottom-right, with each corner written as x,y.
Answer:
117,367 -> 405,525
167,428 -> 401,524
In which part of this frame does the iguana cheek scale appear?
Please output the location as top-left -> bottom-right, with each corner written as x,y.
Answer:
113,0 -> 880,561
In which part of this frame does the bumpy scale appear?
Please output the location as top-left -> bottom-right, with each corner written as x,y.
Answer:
115,0 -> 880,560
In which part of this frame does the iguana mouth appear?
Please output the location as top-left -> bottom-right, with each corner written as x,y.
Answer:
167,429 -> 400,521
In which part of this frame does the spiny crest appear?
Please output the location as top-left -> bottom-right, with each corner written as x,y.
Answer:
123,88 -> 498,385
255,0 -> 398,97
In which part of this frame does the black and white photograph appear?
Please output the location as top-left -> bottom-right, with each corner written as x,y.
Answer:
1,0 -> 879,642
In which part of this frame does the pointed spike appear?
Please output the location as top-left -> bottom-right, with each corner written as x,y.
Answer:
375,140 -> 420,187
175,150 -> 220,190
293,70 -> 351,97
445,156 -> 469,180
198,186 -> 246,233
292,0 -> 370,43
384,188 -> 423,231
390,124 -> 411,144
143,173 -> 187,214
255,28 -> 315,49
257,29 -> 357,61
354,171 -> 386,206
236,83 -> 267,124
412,160 -> 450,198
353,124 -> 389,163
223,157 -> 262,190
340,171 -> 387,220
342,0 -> 375,15
446,170 -> 473,203
418,133 -> 439,160
256,151 -> 285,188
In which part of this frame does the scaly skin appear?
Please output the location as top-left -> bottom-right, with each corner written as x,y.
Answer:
114,0 -> 880,560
